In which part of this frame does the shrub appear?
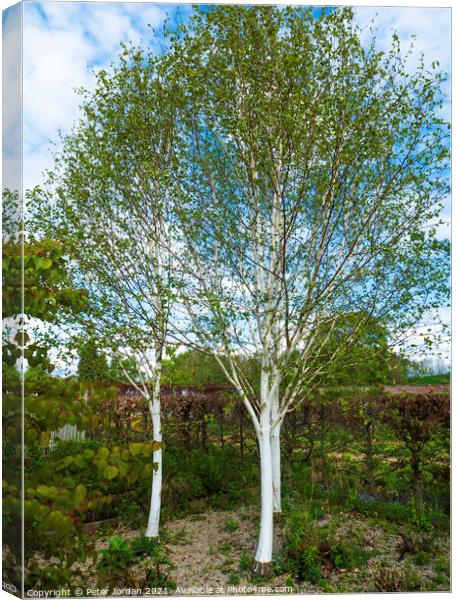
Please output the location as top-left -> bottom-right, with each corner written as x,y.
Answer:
282,503 -> 372,583
283,506 -> 324,582
100,536 -> 134,563
381,391 -> 449,512
145,544 -> 176,589
432,574 -> 450,588
348,493 -> 448,532
130,534 -> 160,557
115,498 -> 144,527
98,535 -> 136,588
97,535 -> 175,590
434,556 -> 450,576
349,494 -> 407,522
299,546 -> 321,584
330,540 -> 371,569
157,445 -> 257,517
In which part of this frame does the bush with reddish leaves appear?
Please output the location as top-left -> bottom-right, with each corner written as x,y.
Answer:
380,389 -> 450,511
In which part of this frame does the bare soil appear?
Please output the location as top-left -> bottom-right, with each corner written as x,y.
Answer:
83,505 -> 449,595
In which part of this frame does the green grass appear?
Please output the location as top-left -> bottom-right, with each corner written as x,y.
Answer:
407,373 -> 450,385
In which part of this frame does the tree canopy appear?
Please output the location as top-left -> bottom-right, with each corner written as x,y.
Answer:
29,5 -> 450,573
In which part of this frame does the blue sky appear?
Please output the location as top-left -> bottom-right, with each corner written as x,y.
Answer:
2,1 -> 451,363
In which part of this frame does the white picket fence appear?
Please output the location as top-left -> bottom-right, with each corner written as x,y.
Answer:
49,424 -> 85,448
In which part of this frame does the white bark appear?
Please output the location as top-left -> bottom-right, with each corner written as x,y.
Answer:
270,403 -> 282,514
146,355 -> 163,538
254,409 -> 274,568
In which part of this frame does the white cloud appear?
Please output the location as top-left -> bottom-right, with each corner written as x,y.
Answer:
355,7 -> 451,72
22,1 -> 173,192
23,24 -> 93,145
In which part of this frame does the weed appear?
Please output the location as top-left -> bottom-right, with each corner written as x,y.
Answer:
220,542 -> 232,555
145,543 -> 176,589
374,566 -> 405,592
434,556 -> 449,576
99,535 -> 135,568
432,574 -> 449,588
414,550 -> 431,566
227,572 -> 240,585
239,552 -> 251,571
165,527 -> 191,545
408,504 -> 435,531
403,561 -> 423,591
282,499 -> 374,584
319,580 -> 336,593
249,573 -> 270,585
190,514 -> 206,522
299,546 -> 321,584
272,554 -> 288,576
98,521 -> 117,537
223,519 -> 239,533
331,540 -> 371,569
97,534 -> 175,590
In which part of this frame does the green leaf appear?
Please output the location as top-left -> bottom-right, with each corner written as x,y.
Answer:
74,454 -> 86,469
104,466 -> 119,480
128,442 -> 144,456
98,447 -> 110,460
74,484 -> 87,505
43,510 -> 72,534
34,257 -> 53,270
36,485 -> 51,498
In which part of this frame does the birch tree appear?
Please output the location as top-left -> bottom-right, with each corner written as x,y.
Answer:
31,47 -> 178,539
164,6 -> 449,574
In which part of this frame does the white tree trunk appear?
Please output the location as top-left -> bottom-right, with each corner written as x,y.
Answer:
253,410 -> 274,577
270,415 -> 282,515
146,357 -> 163,538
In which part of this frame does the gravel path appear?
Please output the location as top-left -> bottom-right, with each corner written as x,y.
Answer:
160,505 -> 291,595
78,505 -> 449,595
